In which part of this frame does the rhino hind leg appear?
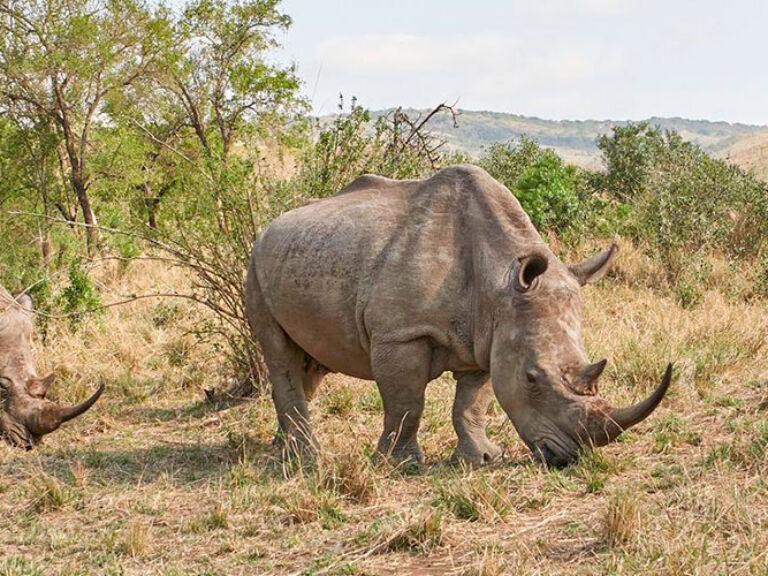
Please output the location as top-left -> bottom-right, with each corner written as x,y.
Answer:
245,268 -> 317,457
451,372 -> 502,464
371,339 -> 430,465
302,358 -> 328,402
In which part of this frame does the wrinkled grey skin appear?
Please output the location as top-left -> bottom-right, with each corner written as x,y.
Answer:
0,286 -> 104,449
245,165 -> 671,467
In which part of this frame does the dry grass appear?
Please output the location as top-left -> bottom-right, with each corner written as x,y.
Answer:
720,128 -> 768,180
602,490 -> 639,547
2,244 -> 768,575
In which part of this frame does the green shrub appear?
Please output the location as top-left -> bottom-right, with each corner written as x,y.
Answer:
58,261 -> 101,325
598,123 -> 768,261
514,150 -> 584,233
478,136 -> 593,241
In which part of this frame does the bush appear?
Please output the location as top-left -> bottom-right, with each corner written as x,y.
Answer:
478,136 -> 592,241
597,123 -> 768,262
297,98 -> 456,201
58,262 -> 102,326
514,150 -> 584,234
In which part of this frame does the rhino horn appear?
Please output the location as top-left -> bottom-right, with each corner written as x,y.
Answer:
570,244 -> 619,286
585,363 -> 672,446
27,373 -> 55,398
33,384 -> 105,435
573,359 -> 607,395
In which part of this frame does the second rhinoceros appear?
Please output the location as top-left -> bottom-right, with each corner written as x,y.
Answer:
0,286 -> 104,449
245,165 -> 671,467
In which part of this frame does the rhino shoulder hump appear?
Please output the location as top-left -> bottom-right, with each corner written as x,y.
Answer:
337,173 -> 399,195
433,165 -> 499,189
436,164 -> 491,179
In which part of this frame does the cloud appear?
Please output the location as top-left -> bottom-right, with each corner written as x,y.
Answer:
575,0 -> 626,14
315,33 -> 622,91
510,0 -> 628,18
284,0 -> 768,123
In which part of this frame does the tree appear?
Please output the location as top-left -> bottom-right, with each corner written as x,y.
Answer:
103,0 -> 307,393
0,115 -> 68,265
151,0 -> 303,234
0,0 -> 171,253
97,94 -> 186,233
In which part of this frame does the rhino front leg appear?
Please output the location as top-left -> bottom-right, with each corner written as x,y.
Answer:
371,340 -> 430,465
451,371 -> 502,464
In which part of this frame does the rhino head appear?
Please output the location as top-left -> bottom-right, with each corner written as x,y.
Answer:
0,289 -> 104,449
490,244 -> 672,467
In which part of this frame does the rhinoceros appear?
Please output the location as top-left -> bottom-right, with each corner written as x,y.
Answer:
245,165 -> 671,467
0,286 -> 104,449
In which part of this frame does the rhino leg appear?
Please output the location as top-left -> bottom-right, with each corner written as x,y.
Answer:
245,268 -> 317,457
371,339 -> 430,465
451,372 -> 502,464
267,342 -> 317,455
302,359 -> 327,402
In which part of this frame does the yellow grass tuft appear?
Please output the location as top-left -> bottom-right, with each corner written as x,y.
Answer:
381,509 -> 445,554
117,521 -> 149,558
602,490 -> 640,547
27,472 -> 73,513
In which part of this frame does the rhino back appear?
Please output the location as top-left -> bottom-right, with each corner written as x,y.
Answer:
253,178 -> 413,377
253,165 -> 543,377
0,285 -> 35,382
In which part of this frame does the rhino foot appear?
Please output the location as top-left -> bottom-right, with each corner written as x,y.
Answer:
451,438 -> 503,465
391,445 -> 426,467
273,429 -> 318,463
377,435 -> 426,467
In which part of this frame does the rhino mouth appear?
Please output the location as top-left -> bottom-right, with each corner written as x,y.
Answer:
532,442 -> 573,468
0,413 -> 34,450
519,364 -> 674,467
527,430 -> 582,468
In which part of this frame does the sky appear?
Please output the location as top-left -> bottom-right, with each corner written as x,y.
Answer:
269,0 -> 768,125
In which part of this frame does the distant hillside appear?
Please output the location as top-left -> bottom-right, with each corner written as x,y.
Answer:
365,108 -> 768,173
720,129 -> 768,180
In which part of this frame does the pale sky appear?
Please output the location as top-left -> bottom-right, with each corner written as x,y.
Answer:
272,0 -> 768,125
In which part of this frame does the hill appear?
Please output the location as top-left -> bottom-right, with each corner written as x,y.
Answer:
721,129 -> 768,180
367,108 -> 768,172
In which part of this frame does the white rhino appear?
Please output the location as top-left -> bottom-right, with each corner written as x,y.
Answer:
0,286 -> 103,448
245,166 -> 671,466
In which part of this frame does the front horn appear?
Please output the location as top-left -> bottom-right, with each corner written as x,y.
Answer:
586,363 -> 673,446
30,384 -> 105,435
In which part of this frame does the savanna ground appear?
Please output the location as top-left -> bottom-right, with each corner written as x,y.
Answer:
2,244 -> 768,576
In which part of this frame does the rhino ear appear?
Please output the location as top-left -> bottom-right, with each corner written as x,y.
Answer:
515,253 -> 549,292
569,244 -> 618,286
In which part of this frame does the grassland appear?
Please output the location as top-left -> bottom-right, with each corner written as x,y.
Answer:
1,244 -> 767,575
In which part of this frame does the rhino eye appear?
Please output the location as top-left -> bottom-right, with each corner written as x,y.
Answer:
526,370 -> 537,384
